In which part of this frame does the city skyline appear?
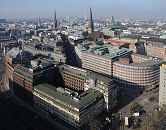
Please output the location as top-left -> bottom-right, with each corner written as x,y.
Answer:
0,0 -> 166,20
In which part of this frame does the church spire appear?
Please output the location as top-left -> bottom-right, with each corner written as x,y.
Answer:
90,6 -> 93,24
38,16 -> 41,27
88,6 -> 94,34
53,10 -> 57,30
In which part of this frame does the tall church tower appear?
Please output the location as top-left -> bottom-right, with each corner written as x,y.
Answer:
110,16 -> 115,26
53,10 -> 58,30
38,17 -> 41,27
87,7 -> 94,34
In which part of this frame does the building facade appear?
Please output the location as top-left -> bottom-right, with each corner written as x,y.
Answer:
113,55 -> 162,90
4,47 -> 118,128
145,41 -> 166,61
58,64 -> 87,91
33,84 -> 104,128
81,44 -> 132,76
159,64 -> 166,109
85,71 -> 118,111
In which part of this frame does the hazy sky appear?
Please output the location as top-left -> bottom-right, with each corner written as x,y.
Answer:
0,0 -> 165,19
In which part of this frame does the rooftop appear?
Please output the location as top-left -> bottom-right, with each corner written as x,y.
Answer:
14,62 -> 54,80
123,34 -> 166,44
129,60 -> 162,67
104,38 -> 134,46
114,59 -> 162,67
78,42 -> 132,60
34,83 -> 103,110
58,64 -> 87,79
146,41 -> 166,48
87,71 -> 113,85
7,47 -> 27,59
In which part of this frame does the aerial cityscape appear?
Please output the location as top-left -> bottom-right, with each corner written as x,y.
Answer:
0,0 -> 166,130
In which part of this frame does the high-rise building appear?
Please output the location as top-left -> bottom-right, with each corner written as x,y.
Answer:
87,7 -> 94,34
159,64 -> 166,109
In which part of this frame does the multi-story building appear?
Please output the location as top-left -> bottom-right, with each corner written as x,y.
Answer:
4,47 -> 33,90
85,71 -> 118,111
4,47 -> 57,104
33,84 -> 104,128
159,64 -> 166,109
113,54 -> 162,91
58,64 -> 87,91
131,53 -> 150,63
129,42 -> 146,55
75,41 -> 162,90
81,44 -> 132,76
57,64 -> 118,111
74,41 -> 92,67
145,41 -> 166,61
5,49 -> 118,128
8,62 -> 56,105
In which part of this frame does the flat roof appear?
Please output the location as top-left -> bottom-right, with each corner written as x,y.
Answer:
34,83 -> 103,110
146,41 -> 166,48
58,64 -> 87,79
82,47 -> 131,60
14,63 -> 54,80
114,59 -> 162,67
87,71 -> 113,85
131,53 -> 150,59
